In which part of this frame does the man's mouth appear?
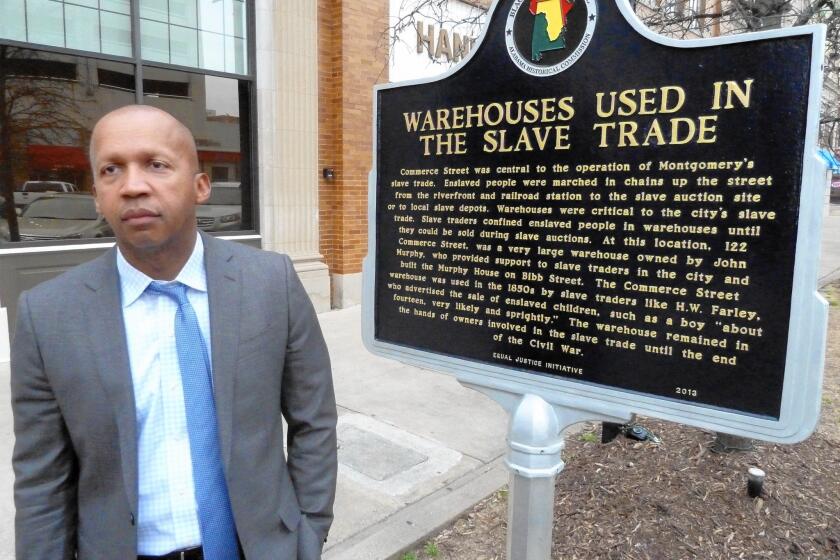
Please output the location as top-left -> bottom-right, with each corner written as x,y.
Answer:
121,208 -> 160,225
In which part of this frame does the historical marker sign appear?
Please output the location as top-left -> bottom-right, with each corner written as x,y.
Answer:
363,0 -> 827,442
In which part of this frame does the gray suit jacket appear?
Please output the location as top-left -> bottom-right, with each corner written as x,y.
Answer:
11,233 -> 337,559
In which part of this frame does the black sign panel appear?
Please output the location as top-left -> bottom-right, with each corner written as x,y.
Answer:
373,0 -> 816,419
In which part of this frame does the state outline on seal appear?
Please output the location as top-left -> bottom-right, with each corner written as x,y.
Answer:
505,0 -> 598,76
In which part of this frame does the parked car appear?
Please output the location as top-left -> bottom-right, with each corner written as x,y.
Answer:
0,194 -> 112,241
14,180 -> 77,208
196,182 -> 242,232
832,177 -> 840,203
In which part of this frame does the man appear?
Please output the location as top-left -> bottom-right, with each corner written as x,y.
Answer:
11,105 -> 337,559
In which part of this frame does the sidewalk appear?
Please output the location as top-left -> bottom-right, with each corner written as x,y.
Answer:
321,308 -> 508,559
0,212 -> 836,560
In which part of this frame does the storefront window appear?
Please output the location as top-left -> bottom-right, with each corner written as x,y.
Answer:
0,49 -> 136,242
0,0 -> 254,245
143,69 -> 252,233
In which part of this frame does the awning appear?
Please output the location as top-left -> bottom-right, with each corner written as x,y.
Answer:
818,148 -> 840,172
27,145 -> 89,170
198,150 -> 241,164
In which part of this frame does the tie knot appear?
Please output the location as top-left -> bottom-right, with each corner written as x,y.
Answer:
146,281 -> 189,306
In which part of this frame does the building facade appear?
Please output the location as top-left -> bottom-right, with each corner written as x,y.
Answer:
0,0 -> 488,357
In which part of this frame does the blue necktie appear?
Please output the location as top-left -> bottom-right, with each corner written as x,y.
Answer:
146,282 -> 239,559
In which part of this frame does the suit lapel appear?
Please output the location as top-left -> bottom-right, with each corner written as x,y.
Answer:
83,249 -> 138,515
203,233 -> 241,471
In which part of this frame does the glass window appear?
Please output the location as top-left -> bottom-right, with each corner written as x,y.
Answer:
141,19 -> 169,63
26,0 -> 65,48
66,4 -> 101,53
0,2 -> 254,246
140,0 -> 169,23
143,76 -> 190,97
199,31 -> 225,72
227,0 -> 246,38
0,49 -> 136,243
170,25 -> 198,68
225,36 -> 245,75
170,0 -> 198,28
0,0 -> 27,43
3,0 -> 137,58
101,11 -> 132,57
143,68 -> 253,232
140,0 -> 248,73
197,0 -> 224,34
23,196 -> 100,221
101,0 -> 130,15
98,67 -> 136,91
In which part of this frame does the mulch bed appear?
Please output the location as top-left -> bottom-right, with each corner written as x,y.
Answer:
405,284 -> 840,559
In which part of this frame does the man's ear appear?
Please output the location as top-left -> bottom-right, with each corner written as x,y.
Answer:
195,173 -> 211,204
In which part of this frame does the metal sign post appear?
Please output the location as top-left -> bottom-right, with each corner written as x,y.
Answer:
462,384 -> 630,559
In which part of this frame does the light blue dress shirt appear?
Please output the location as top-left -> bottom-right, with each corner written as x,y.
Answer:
117,235 -> 212,555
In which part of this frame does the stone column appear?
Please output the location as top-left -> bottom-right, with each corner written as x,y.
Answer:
255,0 -> 330,312
0,298 -> 8,363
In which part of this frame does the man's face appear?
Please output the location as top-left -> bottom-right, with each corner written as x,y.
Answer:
91,109 -> 209,258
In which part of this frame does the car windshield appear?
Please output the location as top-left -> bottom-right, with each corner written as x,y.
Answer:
20,182 -> 69,193
207,187 -> 241,205
23,198 -> 98,220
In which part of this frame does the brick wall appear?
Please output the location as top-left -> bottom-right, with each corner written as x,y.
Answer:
318,1 -> 390,277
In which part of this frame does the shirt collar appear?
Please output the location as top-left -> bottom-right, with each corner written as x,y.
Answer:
116,234 -> 207,308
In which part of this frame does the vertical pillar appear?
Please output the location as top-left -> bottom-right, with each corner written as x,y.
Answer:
255,0 -> 330,311
506,394 -> 565,560
0,299 -> 9,363
318,0 -> 390,308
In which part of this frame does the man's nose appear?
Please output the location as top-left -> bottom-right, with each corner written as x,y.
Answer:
120,165 -> 152,196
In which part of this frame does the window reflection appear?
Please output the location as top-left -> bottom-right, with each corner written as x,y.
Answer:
1,0 -> 135,59
101,0 -> 130,15
199,31 -> 225,72
0,46 -> 253,244
101,11 -> 132,57
142,67 -> 252,232
170,25 -> 199,67
0,47 -> 135,243
27,0 -> 65,48
0,1 -> 27,43
0,195 -> 112,241
139,0 -> 247,73
170,0 -> 198,28
140,19 -> 169,63
140,0 -> 169,23
66,4 -> 102,53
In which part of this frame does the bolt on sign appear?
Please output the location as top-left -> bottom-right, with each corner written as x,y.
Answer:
363,0 -> 828,442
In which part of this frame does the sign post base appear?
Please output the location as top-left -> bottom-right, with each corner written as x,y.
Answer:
460,383 -> 631,559
506,394 -> 564,560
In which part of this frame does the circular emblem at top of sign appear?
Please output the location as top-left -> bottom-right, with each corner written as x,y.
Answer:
505,0 -> 597,76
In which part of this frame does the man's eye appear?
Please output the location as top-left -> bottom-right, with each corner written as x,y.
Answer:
150,161 -> 168,170
101,165 -> 118,175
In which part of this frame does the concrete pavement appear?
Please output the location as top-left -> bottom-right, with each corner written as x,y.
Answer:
0,211 -> 836,560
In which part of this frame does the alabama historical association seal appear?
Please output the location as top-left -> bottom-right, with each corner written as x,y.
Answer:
505,0 -> 597,76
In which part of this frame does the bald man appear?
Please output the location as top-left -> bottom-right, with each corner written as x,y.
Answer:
11,105 -> 337,560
